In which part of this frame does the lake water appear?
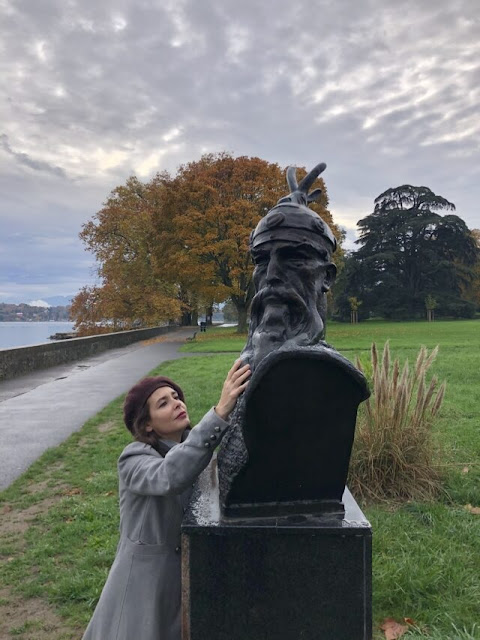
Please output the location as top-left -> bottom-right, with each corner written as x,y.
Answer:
0,322 -> 76,350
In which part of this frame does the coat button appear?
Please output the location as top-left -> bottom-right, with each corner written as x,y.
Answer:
204,442 -> 211,448
175,546 -> 181,553
214,426 -> 221,432
210,434 -> 217,440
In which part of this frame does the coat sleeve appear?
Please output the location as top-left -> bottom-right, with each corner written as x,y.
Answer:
118,407 -> 229,496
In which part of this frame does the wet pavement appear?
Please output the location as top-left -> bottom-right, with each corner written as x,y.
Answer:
0,327 -> 198,490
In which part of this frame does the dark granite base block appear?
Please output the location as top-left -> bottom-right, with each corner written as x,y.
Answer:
182,470 -> 372,640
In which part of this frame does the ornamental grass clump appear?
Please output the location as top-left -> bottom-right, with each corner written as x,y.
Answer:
349,342 -> 446,503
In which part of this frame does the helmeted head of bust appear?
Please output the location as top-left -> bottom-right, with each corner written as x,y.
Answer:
244,163 -> 337,368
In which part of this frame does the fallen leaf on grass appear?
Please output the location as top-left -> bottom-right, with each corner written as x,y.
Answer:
462,466 -> 469,473
62,488 -> 82,496
465,504 -> 480,515
104,491 -> 114,496
380,618 -> 409,639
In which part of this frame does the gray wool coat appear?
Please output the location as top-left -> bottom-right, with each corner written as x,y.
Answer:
82,407 -> 229,640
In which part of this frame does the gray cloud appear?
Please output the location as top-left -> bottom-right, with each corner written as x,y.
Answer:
1,0 -> 480,301
0,134 -> 67,178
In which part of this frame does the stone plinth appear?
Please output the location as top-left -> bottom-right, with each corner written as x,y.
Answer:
182,461 -> 372,640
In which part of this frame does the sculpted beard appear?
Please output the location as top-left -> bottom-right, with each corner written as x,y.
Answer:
247,284 -> 325,366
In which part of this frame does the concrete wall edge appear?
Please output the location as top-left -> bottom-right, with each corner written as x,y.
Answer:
0,325 -> 180,381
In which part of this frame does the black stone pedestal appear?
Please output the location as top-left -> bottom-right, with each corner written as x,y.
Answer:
182,463 -> 372,640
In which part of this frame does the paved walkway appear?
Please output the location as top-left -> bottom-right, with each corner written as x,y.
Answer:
0,328 -> 198,490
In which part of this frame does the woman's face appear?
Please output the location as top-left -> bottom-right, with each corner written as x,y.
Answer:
145,386 -> 190,442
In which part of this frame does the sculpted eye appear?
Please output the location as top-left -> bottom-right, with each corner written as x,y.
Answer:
281,248 -> 305,261
287,255 -> 306,264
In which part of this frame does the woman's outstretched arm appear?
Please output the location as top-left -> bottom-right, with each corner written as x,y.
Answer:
119,359 -> 250,496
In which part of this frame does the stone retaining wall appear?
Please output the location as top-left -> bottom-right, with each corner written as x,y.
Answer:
0,325 -> 178,381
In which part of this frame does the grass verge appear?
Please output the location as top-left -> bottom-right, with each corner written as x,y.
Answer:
180,325 -> 247,352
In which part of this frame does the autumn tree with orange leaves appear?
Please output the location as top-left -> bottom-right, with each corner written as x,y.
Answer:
160,153 -> 342,331
72,175 -> 184,335
71,153 -> 342,334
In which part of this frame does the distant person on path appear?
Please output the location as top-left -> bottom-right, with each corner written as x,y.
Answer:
82,359 -> 250,640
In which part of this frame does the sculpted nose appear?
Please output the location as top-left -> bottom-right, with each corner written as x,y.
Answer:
266,255 -> 282,284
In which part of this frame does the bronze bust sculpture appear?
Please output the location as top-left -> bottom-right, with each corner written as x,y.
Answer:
217,162 -> 369,518
182,163 -> 373,640
244,162 -> 337,369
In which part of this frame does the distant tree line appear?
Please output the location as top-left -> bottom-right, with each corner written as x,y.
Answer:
71,152 -> 342,335
0,303 -> 70,322
333,185 -> 479,321
72,159 -> 479,334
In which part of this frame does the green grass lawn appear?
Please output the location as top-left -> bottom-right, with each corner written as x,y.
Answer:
183,320 -> 480,501
182,318 -> 480,353
180,324 -> 248,352
0,319 -> 479,639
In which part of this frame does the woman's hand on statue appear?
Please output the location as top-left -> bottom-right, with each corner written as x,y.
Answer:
215,359 -> 251,420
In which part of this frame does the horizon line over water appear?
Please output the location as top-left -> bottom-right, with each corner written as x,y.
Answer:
0,321 -> 75,350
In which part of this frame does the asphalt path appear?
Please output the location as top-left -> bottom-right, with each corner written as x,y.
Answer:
0,327 -> 199,490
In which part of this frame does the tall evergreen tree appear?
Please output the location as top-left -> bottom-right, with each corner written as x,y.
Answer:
335,185 -> 477,320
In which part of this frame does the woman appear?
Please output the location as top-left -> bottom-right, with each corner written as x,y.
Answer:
82,358 -> 250,640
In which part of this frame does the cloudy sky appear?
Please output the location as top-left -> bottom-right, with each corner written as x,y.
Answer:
1,0 -> 479,304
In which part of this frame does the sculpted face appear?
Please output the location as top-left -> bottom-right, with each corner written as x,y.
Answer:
247,238 -> 336,366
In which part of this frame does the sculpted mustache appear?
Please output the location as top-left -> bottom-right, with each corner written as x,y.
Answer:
250,287 -> 308,315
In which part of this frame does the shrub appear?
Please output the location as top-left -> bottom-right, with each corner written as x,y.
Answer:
349,342 -> 446,502
437,298 -> 476,319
